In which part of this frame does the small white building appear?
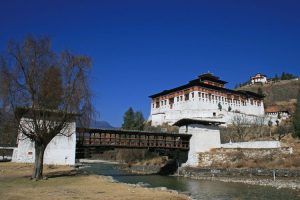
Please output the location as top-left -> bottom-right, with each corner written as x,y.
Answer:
265,105 -> 290,125
174,118 -> 224,167
12,116 -> 77,165
251,73 -> 268,84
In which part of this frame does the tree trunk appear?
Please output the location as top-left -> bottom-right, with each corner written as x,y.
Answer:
32,142 -> 46,180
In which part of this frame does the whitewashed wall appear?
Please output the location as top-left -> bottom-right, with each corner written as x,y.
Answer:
265,112 -> 290,126
221,141 -> 281,149
150,94 -> 265,126
179,124 -> 221,167
12,118 -> 76,165
177,123 -> 281,167
251,77 -> 267,84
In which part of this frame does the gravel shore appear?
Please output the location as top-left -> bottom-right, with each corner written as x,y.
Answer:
181,175 -> 300,191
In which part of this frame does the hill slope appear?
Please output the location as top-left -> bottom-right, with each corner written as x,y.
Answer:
237,78 -> 300,113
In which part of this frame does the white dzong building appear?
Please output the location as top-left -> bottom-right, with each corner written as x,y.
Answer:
149,73 -> 265,126
251,73 -> 268,84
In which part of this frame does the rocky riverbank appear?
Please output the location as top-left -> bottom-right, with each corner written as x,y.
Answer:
120,163 -> 300,191
178,167 -> 300,191
125,164 -> 161,174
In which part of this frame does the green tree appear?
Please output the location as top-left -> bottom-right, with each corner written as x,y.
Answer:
122,108 -> 145,130
281,72 -> 296,80
281,72 -> 286,80
122,107 -> 135,130
293,89 -> 300,138
134,111 -> 145,130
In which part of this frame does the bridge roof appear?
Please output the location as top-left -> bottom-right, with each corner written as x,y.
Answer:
76,127 -> 192,138
173,118 -> 225,127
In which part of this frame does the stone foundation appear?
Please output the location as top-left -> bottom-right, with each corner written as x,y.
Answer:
198,147 -> 292,168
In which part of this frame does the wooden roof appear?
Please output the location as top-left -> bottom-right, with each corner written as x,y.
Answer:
265,105 -> 289,113
198,73 -> 228,84
149,74 -> 264,99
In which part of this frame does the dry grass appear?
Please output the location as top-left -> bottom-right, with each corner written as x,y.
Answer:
0,162 -> 188,200
204,135 -> 300,169
134,156 -> 168,167
0,162 -> 72,178
220,126 -> 273,143
229,155 -> 300,169
238,78 -> 300,110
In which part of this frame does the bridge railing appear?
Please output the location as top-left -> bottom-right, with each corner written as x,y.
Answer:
76,128 -> 191,150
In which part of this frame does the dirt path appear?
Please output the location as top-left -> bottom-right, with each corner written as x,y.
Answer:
0,162 -> 189,200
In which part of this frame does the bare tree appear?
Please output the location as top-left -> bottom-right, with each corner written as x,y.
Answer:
0,36 -> 92,179
276,121 -> 293,141
0,114 -> 17,160
0,66 -> 17,159
230,114 -> 251,141
252,116 -> 266,138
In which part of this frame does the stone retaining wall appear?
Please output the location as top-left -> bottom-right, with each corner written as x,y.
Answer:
198,147 -> 291,167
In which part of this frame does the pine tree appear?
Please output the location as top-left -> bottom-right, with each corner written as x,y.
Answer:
281,72 -> 286,80
122,107 -> 145,130
279,72 -> 296,80
293,90 -> 300,138
122,107 -> 135,130
134,111 -> 145,130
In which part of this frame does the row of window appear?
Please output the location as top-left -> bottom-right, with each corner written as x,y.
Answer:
153,92 -> 261,108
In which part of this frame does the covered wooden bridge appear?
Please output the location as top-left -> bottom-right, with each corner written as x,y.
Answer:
76,127 -> 191,158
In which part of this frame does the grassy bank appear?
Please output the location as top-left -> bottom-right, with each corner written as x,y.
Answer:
0,162 -> 189,200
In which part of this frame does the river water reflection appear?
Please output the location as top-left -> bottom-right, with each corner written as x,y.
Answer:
84,163 -> 300,200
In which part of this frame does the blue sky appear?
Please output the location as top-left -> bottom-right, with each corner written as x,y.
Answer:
1,0 -> 300,127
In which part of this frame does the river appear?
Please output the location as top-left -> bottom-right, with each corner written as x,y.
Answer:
83,162 -> 300,200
